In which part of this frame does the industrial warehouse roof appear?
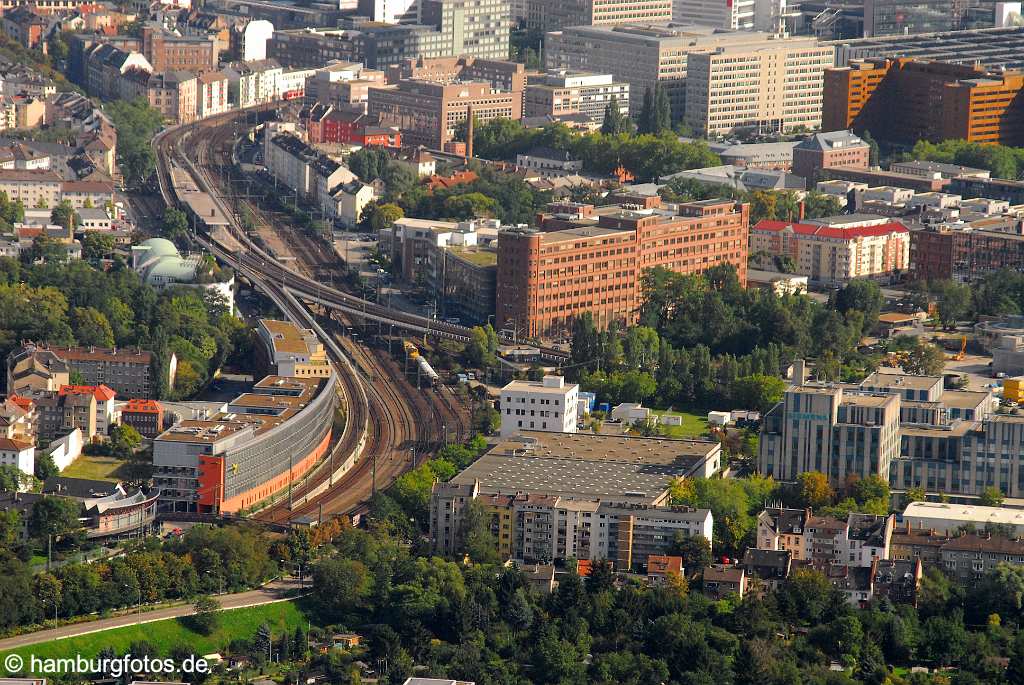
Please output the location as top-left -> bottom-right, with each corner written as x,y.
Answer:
904,501 -> 1024,529
448,431 -> 719,503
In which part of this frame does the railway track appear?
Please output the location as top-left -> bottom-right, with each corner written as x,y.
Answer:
153,109 -> 470,525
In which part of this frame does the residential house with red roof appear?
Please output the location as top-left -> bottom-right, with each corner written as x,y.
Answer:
750,214 -> 909,285
59,384 -> 116,435
120,398 -> 163,438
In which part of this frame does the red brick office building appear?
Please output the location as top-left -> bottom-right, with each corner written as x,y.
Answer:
496,199 -> 749,338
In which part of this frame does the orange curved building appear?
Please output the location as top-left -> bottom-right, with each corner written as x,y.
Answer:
153,375 -> 337,514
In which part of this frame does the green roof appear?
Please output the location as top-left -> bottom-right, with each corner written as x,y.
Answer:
450,248 -> 497,267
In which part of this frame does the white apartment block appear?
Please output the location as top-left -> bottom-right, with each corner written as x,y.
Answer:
0,437 -> 34,484
223,59 -> 282,109
527,0 -> 672,31
197,72 -> 229,119
524,71 -> 630,123
276,68 -> 316,100
499,375 -> 579,437
683,37 -> 833,137
361,0 -> 420,23
673,0 -> 788,31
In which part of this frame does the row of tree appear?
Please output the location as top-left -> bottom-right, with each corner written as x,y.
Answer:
0,525 -> 278,633
468,118 -> 720,181
905,139 -> 1024,181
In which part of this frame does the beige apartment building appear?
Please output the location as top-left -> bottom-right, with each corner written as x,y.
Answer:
526,0 -> 672,32
0,169 -> 61,209
368,80 -> 521,149
544,25 -> 829,121
524,71 -> 630,123
683,37 -> 833,136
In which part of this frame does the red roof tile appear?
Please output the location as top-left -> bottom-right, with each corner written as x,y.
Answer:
59,384 -> 116,401
752,219 -> 909,239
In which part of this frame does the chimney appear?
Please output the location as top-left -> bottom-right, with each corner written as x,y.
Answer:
798,201 -> 805,221
466,104 -> 474,162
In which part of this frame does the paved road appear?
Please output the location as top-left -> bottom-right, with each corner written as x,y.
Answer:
0,578 -> 304,652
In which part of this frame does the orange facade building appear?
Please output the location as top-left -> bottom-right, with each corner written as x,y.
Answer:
496,200 -> 749,338
822,58 -> 1024,147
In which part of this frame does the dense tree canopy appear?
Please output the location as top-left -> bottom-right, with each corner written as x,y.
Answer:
107,98 -> 164,187
0,258 -> 246,398
470,119 -> 719,181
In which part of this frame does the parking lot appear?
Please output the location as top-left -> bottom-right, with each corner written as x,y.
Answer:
944,353 -> 998,392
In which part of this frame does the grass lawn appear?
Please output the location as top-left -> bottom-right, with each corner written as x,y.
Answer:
0,600 -> 314,663
651,410 -> 709,439
60,454 -> 130,482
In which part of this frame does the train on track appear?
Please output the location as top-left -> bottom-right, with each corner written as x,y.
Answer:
402,341 -> 439,387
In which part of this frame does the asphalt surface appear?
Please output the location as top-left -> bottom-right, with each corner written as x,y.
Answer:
0,578 -> 304,652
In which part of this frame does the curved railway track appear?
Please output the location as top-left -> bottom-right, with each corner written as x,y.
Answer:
153,109 -> 470,525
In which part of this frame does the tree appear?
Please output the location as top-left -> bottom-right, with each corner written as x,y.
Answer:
670,532 -> 712,570
465,325 -> 496,369
28,497 -> 82,540
191,595 -> 221,635
851,474 -> 890,507
458,498 -> 500,564
472,401 -> 500,435
312,558 -> 372,619
862,130 -> 880,167
71,306 -> 114,347
368,202 -> 404,233
107,98 -> 164,186
935,280 -> 972,329
348,147 -> 390,182
802,191 -> 843,219
979,486 -> 1005,507
902,340 -> 945,376
50,200 -> 78,234
0,465 -> 28,492
253,622 -> 273,662
637,87 -> 655,134
34,452 -> 58,481
601,96 -> 630,135
81,232 -> 115,260
834,279 -> 882,335
507,587 -> 533,632
903,485 -> 927,507
0,509 -> 21,547
110,424 -> 142,458
162,207 -> 189,241
653,85 -> 672,134
730,374 -> 785,413
623,326 -> 659,371
797,471 -> 834,509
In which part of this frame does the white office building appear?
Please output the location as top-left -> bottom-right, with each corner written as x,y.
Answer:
499,376 -> 579,437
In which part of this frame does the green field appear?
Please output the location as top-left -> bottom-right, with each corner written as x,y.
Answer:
652,410 -> 709,439
60,454 -> 129,481
0,600 -> 313,663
